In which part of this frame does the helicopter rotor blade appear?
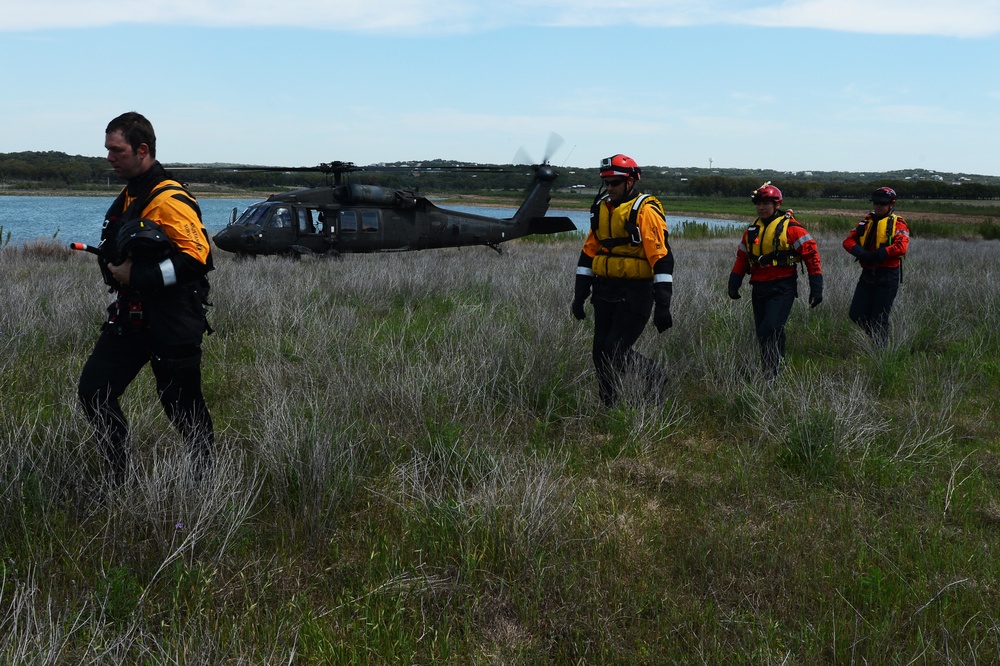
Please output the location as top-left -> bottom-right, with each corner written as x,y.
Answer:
512,146 -> 533,167
542,132 -> 565,165
512,132 -> 564,167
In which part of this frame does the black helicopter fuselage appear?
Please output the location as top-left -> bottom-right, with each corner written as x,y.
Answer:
212,164 -> 576,257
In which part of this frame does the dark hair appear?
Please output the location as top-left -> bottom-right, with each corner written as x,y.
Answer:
105,112 -> 156,158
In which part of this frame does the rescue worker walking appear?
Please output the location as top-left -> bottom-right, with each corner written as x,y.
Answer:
843,187 -> 910,346
728,182 -> 823,379
78,112 -> 215,485
571,154 -> 673,406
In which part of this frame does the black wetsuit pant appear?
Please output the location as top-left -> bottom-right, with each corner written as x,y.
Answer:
849,267 -> 900,347
78,330 -> 214,485
751,277 -> 797,378
591,279 -> 663,406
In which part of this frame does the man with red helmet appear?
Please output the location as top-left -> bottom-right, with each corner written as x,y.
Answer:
842,187 -> 910,346
571,154 -> 673,406
728,182 -> 823,378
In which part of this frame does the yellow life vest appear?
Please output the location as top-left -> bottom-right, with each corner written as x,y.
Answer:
590,194 -> 663,279
856,213 -> 898,250
746,212 -> 801,268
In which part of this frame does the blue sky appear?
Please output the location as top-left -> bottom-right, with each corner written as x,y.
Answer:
2,1 -> 999,175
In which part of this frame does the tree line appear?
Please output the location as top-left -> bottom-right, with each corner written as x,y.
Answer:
671,174 -> 1000,201
2,151 -> 998,201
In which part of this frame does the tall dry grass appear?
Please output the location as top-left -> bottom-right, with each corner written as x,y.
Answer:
2,230 -> 998,663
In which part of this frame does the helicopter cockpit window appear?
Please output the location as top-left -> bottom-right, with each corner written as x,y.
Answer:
361,211 -> 379,233
234,204 -> 270,227
339,211 -> 358,233
268,207 -> 293,229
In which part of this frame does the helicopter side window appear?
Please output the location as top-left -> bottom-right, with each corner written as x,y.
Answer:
297,209 -> 315,234
268,207 -> 292,229
340,211 -> 358,234
361,211 -> 379,233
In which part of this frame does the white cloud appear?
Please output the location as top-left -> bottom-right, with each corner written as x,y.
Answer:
2,0 -> 999,37
733,0 -> 1000,38
0,0 -> 475,33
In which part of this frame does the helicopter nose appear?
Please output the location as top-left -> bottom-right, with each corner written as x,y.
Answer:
213,227 -> 243,252
214,226 -> 261,253
212,229 -> 232,250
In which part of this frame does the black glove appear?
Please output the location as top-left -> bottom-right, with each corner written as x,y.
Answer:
808,274 -> 823,308
727,272 -> 743,300
571,273 -> 593,321
850,245 -> 865,258
857,250 -> 877,264
652,279 -> 673,333
653,305 -> 672,333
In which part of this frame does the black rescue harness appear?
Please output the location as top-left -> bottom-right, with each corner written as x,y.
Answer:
99,168 -> 214,336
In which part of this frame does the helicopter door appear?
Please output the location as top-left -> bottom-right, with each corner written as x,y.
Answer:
263,206 -> 296,253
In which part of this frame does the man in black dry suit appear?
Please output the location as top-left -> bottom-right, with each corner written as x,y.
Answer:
78,112 -> 215,485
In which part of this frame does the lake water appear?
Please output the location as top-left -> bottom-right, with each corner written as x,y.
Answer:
0,195 -> 739,247
0,196 -> 261,247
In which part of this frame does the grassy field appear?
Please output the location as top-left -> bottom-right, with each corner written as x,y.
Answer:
2,225 -> 999,663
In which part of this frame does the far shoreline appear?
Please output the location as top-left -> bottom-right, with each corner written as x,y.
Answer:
2,188 -> 994,225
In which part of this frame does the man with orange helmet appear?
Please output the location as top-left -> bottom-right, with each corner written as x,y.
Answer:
728,182 -> 823,378
571,154 -> 673,406
842,187 -> 910,346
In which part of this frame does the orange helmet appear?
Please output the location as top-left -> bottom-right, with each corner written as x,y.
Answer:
600,154 -> 641,180
751,182 -> 782,204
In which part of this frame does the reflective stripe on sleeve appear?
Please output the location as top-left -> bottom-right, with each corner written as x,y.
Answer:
793,233 -> 813,249
159,258 -> 178,287
653,273 -> 673,283
576,266 -> 595,277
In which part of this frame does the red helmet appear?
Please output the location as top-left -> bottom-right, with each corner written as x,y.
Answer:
751,182 -> 782,204
871,187 -> 897,205
600,154 -> 641,180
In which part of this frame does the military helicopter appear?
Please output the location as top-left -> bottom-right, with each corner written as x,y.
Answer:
210,151 -> 577,258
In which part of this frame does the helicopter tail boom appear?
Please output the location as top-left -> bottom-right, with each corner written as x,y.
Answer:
510,164 -> 561,226
527,216 -> 576,235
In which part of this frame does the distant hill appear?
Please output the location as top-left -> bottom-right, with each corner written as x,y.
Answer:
2,151 -> 999,200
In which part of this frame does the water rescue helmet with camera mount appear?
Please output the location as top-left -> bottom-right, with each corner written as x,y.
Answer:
751,182 -> 783,204
600,154 -> 642,181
